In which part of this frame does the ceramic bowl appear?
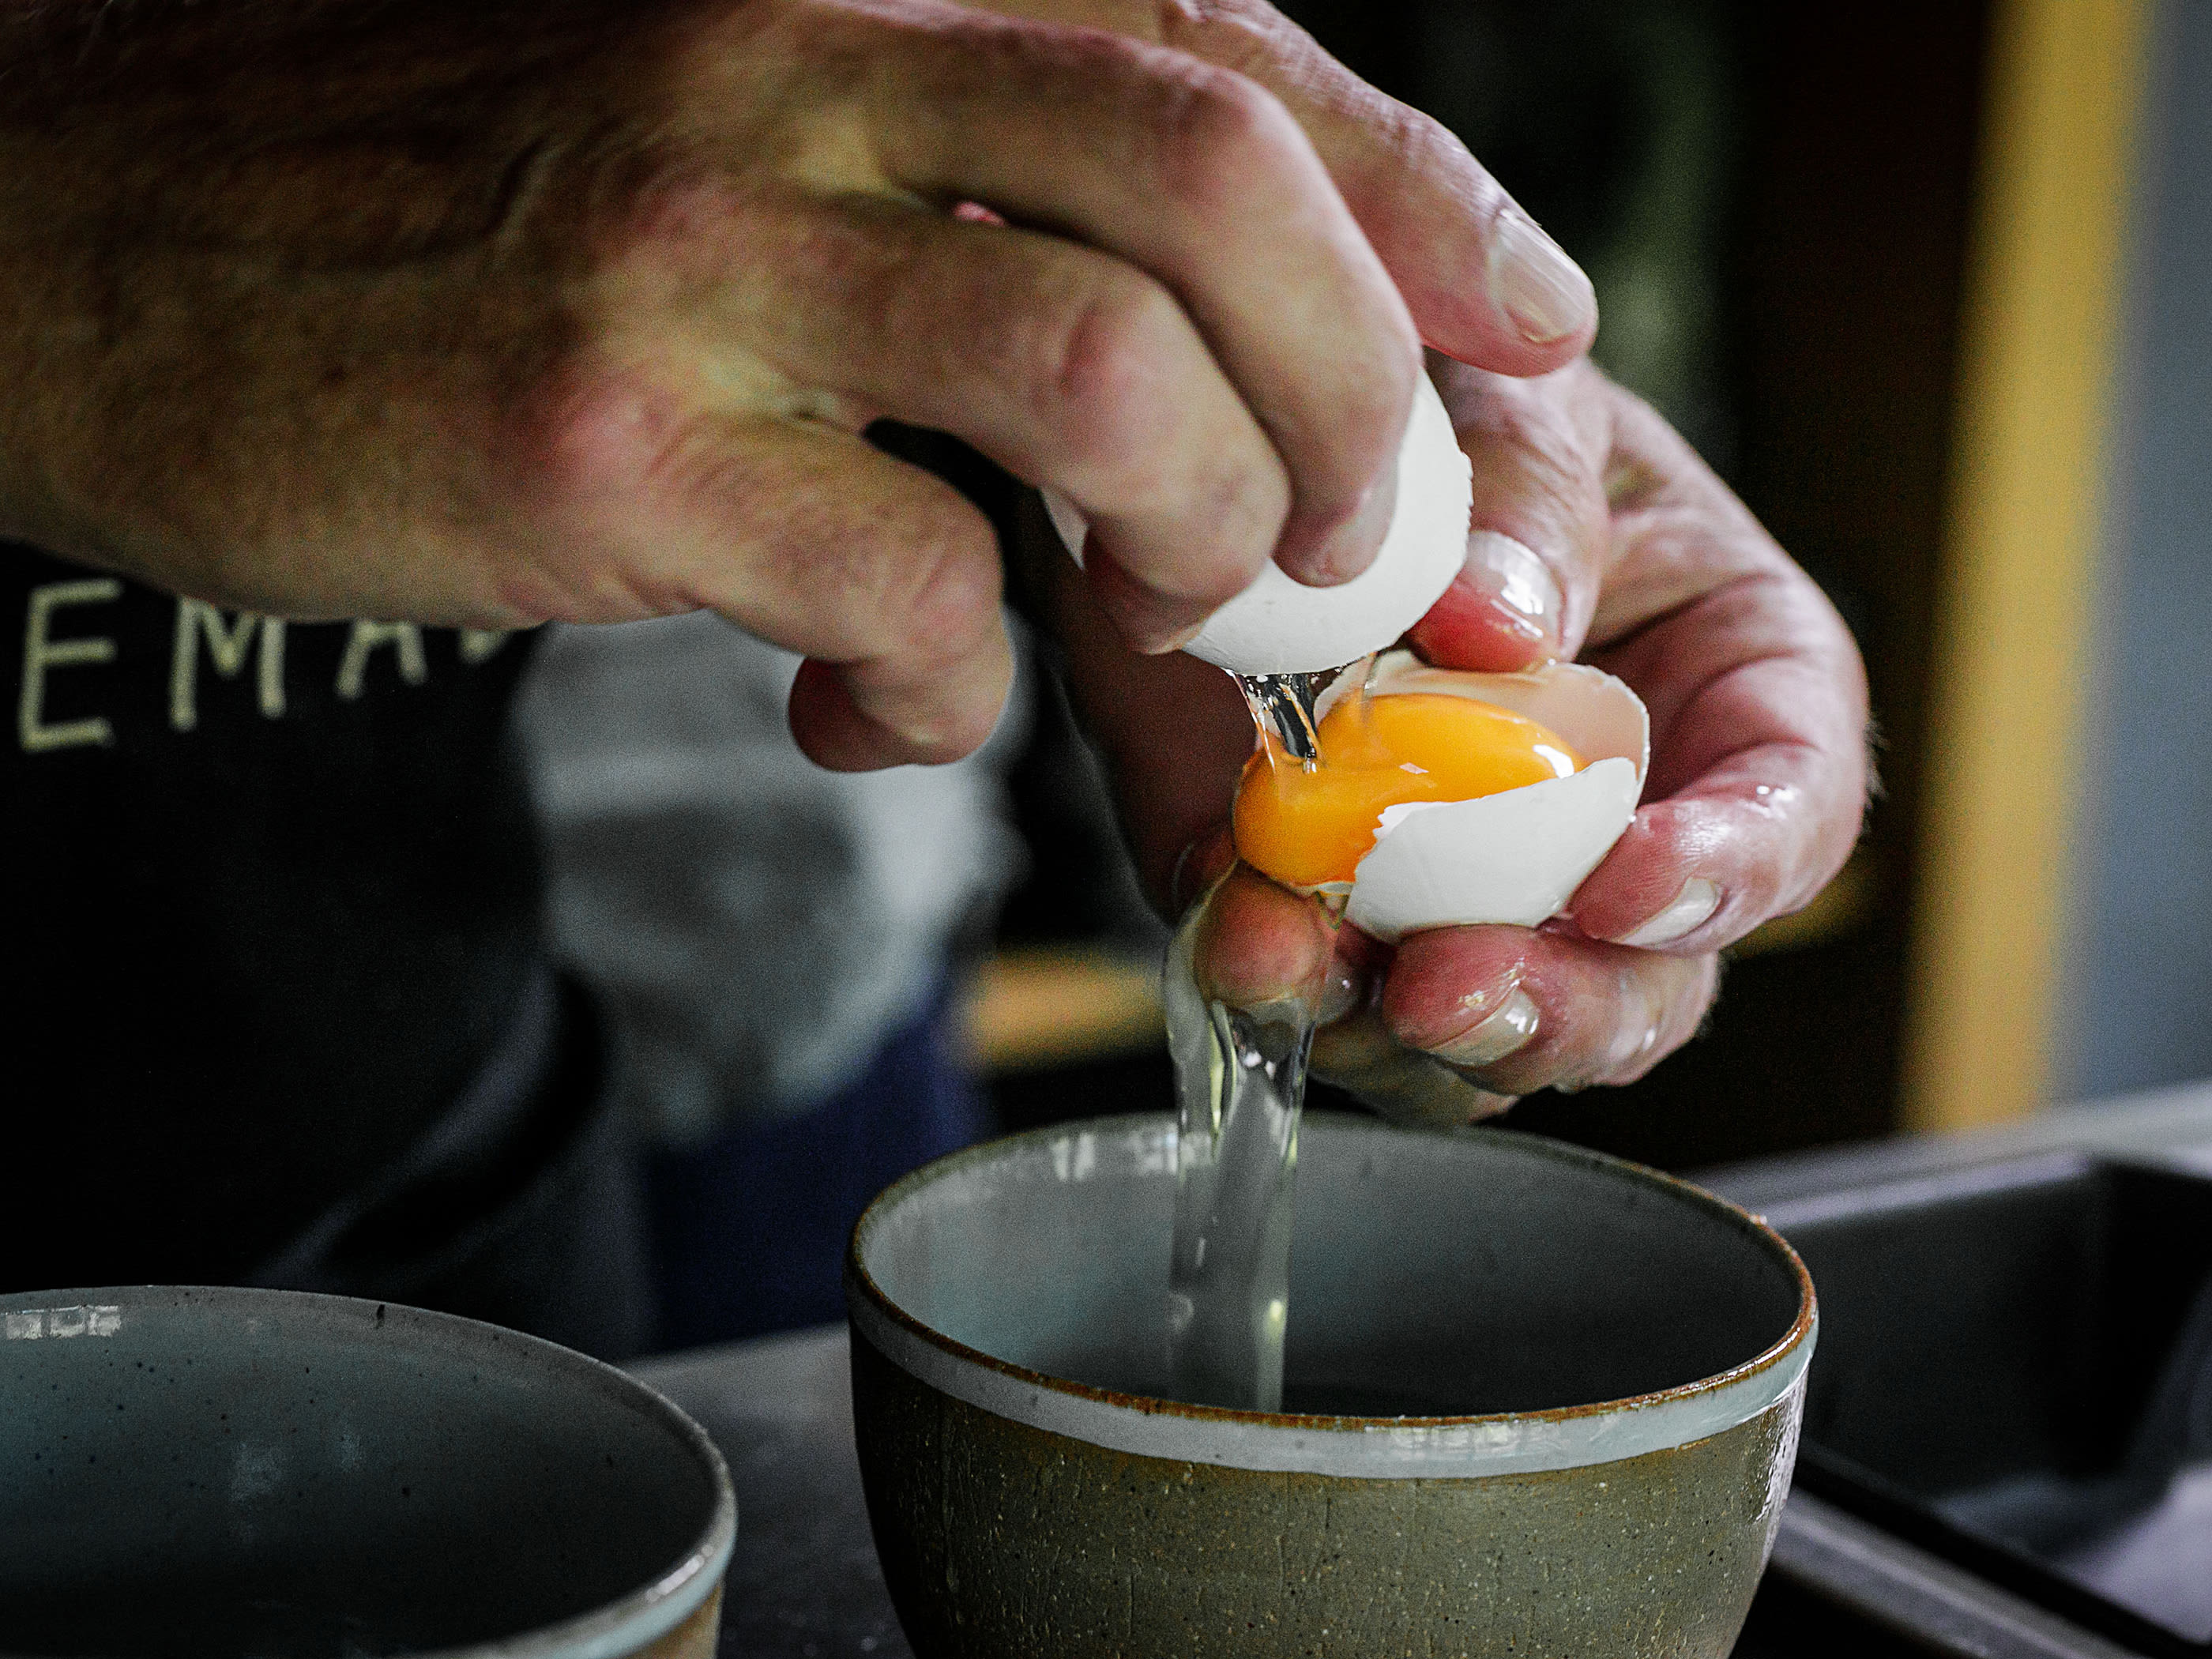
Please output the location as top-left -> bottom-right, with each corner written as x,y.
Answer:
0,1286 -> 735,1657
847,1112 -> 1815,1659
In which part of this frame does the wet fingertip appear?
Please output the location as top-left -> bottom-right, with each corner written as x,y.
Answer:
1402,542 -> 1564,672
1191,863 -> 1337,1008
1170,832 -> 1237,916
1315,955 -> 1368,1026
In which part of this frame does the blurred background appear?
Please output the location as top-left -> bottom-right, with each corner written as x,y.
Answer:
966,0 -> 2209,1174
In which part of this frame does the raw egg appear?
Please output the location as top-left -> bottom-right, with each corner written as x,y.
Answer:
1235,694 -> 1583,890
1236,651 -> 1650,942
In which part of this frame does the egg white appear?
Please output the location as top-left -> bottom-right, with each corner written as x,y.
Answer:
1304,653 -> 1650,944
1041,373 -> 1473,676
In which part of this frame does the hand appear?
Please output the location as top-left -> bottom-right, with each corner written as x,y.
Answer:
0,0 -> 1593,769
1047,356 -> 1870,1119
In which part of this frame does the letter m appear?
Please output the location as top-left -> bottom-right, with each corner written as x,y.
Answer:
170,600 -> 286,730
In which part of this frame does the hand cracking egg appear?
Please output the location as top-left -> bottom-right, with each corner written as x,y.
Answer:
1042,372 -> 1473,675
1043,364 -> 1649,941
1235,650 -> 1650,943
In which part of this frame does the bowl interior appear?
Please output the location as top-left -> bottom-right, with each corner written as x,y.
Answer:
859,1113 -> 1804,1416
0,1288 -> 722,1657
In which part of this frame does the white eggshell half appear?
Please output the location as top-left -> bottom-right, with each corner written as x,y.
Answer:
1334,654 -> 1651,944
1040,372 -> 1473,675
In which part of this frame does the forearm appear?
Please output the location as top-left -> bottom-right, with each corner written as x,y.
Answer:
0,0 -> 1593,769
0,0 -> 619,611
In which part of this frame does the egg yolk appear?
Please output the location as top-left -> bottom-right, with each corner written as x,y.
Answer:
1232,693 -> 1582,890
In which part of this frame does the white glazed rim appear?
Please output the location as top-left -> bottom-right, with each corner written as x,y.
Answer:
1,1285 -> 737,1659
847,1115 -> 1818,1480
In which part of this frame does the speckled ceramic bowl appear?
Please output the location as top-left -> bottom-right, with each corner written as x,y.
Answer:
847,1112 -> 1814,1658
0,1286 -> 734,1658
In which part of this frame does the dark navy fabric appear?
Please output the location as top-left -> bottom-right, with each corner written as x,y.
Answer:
0,543 -> 660,1360
645,988 -> 991,1349
249,968 -> 655,1362
0,543 -> 545,1291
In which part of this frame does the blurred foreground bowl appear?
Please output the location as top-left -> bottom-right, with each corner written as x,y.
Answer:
0,1286 -> 734,1657
847,1112 -> 1814,1658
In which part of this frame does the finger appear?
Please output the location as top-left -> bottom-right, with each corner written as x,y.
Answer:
829,1 -> 1420,584
1191,861 -> 1337,1010
1382,925 -> 1719,1095
1405,356 -> 1611,671
1311,1004 -> 1515,1128
1169,6 -> 1600,369
1566,618 -> 1868,950
969,0 -> 1598,367
517,389 -> 1011,767
732,190 -> 1285,651
1567,392 -> 1870,948
1025,502 -> 1261,903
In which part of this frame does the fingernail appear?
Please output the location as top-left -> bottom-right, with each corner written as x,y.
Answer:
1432,985 -> 1540,1068
1466,530 -> 1563,648
1619,878 -> 1721,949
1316,958 -> 1364,1025
1594,965 -> 1666,1082
1488,208 -> 1597,346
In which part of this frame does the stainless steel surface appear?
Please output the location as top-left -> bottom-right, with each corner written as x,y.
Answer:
1702,1079 -> 2212,1216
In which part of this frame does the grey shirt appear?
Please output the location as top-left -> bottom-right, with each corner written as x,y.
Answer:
515,612 -> 1023,1149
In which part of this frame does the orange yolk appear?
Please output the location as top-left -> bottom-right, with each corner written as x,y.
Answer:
1232,693 -> 1582,890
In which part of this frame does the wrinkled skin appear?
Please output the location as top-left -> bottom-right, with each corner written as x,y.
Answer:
0,0 -> 1589,769
0,0 -> 1860,1110
1044,356 -> 1871,1117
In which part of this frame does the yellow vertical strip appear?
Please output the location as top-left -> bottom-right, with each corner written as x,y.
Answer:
1902,0 -> 2153,1131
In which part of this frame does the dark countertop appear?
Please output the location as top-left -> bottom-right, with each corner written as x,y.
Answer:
636,1326 -> 905,1659
631,1080 -> 2212,1659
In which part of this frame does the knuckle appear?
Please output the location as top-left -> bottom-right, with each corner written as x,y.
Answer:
798,498 -> 996,660
1033,277 -> 1282,600
902,525 -> 1003,651
498,360 -> 668,525
1035,273 -> 1179,450
1180,471 -> 1286,602
1142,63 -> 1297,208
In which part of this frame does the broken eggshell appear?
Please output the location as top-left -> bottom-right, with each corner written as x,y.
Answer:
1315,651 -> 1651,944
1040,373 -> 1473,677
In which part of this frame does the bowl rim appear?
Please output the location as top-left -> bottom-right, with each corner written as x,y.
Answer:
1,1284 -> 736,1659
845,1112 -> 1818,1478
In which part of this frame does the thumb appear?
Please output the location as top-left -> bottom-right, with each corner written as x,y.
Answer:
1407,357 -> 1612,672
